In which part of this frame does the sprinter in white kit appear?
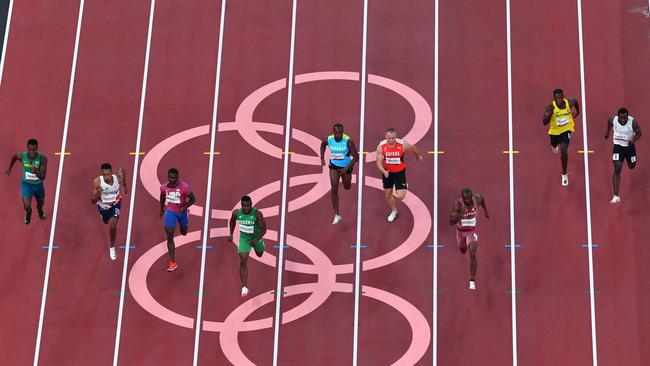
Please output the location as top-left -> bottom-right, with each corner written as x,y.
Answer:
604,108 -> 642,203
91,163 -> 128,260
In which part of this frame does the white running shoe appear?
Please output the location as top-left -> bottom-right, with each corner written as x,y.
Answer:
610,195 -> 621,203
332,215 -> 342,225
109,247 -> 117,261
561,174 -> 569,186
241,286 -> 249,297
469,280 -> 476,291
387,210 -> 398,222
552,146 -> 559,154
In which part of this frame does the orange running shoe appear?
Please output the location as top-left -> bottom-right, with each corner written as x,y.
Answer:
167,261 -> 178,272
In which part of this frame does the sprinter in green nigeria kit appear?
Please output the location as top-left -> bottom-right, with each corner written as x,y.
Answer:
228,195 -> 267,297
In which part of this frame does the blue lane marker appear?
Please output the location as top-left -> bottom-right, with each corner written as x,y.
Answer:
351,245 -> 367,248
581,244 -> 599,248
119,245 -> 136,249
505,244 -> 522,248
273,245 -> 289,249
195,245 -> 213,249
426,244 -> 445,248
42,245 -> 59,249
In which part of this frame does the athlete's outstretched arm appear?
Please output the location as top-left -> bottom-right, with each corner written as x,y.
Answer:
542,104 -> 554,125
604,116 -> 614,139
90,178 -> 102,204
404,141 -> 423,162
632,120 -> 642,143
159,192 -> 166,218
5,153 -> 21,175
449,201 -> 462,225
228,209 -> 238,243
320,139 -> 328,167
347,139 -> 359,168
34,156 -> 48,180
477,195 -> 490,219
569,98 -> 580,118
117,168 -> 128,196
183,192 -> 196,211
252,209 -> 267,244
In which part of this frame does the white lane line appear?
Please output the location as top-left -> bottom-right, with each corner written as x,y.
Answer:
112,1 -> 156,364
352,0 -> 369,365
575,0 -> 598,364
271,0 -> 298,364
432,0 -> 440,364
192,0 -> 227,364
33,1 -> 86,364
505,0 -> 518,365
0,0 -> 14,86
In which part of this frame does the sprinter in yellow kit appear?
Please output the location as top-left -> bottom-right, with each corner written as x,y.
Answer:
542,88 -> 580,186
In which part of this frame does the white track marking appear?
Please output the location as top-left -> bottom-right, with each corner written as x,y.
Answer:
432,0 -> 440,364
112,1 -> 156,364
0,0 -> 14,86
33,1 -> 86,364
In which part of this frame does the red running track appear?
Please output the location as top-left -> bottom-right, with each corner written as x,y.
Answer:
1,0 -> 648,365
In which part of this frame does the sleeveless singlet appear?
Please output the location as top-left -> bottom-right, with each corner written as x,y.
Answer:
457,197 -> 478,231
98,174 -> 121,209
327,134 -> 352,168
548,99 -> 575,135
612,116 -> 635,147
21,152 -> 43,184
380,139 -> 406,173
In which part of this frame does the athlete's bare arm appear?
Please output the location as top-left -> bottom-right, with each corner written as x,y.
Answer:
228,209 -> 238,243
604,116 -> 614,139
631,120 -> 642,143
403,140 -> 423,162
345,139 -> 359,172
250,209 -> 267,245
182,192 -> 196,211
34,156 -> 47,180
159,192 -> 166,218
449,201 -> 463,225
91,178 -> 102,204
542,104 -> 554,125
117,168 -> 128,196
5,152 -> 21,175
476,194 -> 490,219
320,139 -> 328,167
376,144 -> 388,177
569,98 -> 580,118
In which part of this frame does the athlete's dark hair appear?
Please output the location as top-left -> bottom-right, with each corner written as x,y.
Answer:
27,138 -> 38,146
386,128 -> 396,134
333,123 -> 344,131
617,107 -> 629,115
241,195 -> 252,204
101,163 -> 112,171
168,168 -> 179,175
553,88 -> 564,96
461,188 -> 473,197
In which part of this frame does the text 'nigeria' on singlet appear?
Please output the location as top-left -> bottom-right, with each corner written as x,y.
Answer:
548,98 -> 575,135
327,134 -> 352,168
238,207 -> 260,238
380,139 -> 406,173
612,116 -> 635,147
160,181 -> 192,212
98,174 -> 121,209
457,197 -> 478,231
21,152 -> 43,184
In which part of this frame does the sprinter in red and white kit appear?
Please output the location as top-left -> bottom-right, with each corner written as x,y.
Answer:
375,128 -> 423,222
91,163 -> 128,261
449,188 -> 489,290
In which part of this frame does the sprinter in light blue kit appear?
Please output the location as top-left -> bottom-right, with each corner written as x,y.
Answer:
320,123 -> 359,224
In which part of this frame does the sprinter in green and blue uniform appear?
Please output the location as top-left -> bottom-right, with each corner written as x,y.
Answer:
6,139 -> 48,224
228,195 -> 267,297
320,123 -> 359,224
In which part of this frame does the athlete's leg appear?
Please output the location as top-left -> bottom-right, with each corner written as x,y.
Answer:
165,226 -> 176,261
395,189 -> 407,201
253,239 -> 265,258
239,252 -> 249,287
108,217 -> 118,247
384,188 -> 396,211
329,168 -> 341,215
626,152 -> 637,170
22,196 -> 32,223
341,170 -> 352,190
560,141 -> 569,174
468,240 -> 478,281
456,230 -> 467,254
612,160 -> 623,196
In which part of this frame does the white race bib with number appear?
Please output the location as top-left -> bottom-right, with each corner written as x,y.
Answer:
102,193 -> 118,204
613,132 -> 628,142
461,218 -> 476,227
240,224 -> 254,234
166,193 -> 181,204
556,116 -> 569,126
385,157 -> 401,165
612,153 -> 620,161
331,153 -> 345,160
25,172 -> 39,181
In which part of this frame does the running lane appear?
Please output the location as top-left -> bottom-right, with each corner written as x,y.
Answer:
437,0 -> 512,364
117,1 -> 221,364
35,1 -> 150,364
196,1 -> 293,364
276,1 -> 362,364
583,0 -> 650,364
0,1 -> 79,364
357,1 -> 434,365
511,0 -> 592,364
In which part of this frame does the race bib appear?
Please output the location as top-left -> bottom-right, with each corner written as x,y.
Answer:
331,153 -> 345,160
385,157 -> 401,165
239,224 -> 254,234
166,192 -> 181,204
613,132 -> 628,142
612,153 -> 620,161
25,172 -> 39,181
556,116 -> 569,126
101,193 -> 118,204
461,218 -> 476,227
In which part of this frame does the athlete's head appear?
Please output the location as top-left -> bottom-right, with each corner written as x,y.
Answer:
553,89 -> 564,104
617,107 -> 629,124
461,188 -> 473,207
385,128 -> 397,146
332,123 -> 344,141
167,168 -> 179,186
100,163 -> 113,180
241,195 -> 253,214
27,138 -> 38,158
